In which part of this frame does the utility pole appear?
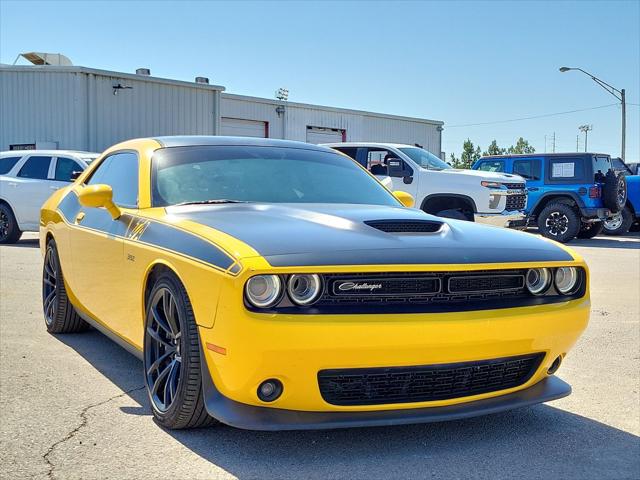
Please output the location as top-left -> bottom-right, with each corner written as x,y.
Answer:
560,67 -> 626,161
544,135 -> 547,153
551,132 -> 556,153
579,125 -> 593,152
576,135 -> 579,152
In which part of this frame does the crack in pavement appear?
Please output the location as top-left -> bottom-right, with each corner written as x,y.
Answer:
42,385 -> 145,480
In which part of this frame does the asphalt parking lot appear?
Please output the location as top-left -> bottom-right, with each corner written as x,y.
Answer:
1,233 -> 639,480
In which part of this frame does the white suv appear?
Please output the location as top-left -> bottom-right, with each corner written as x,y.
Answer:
325,143 -> 527,228
0,150 -> 98,243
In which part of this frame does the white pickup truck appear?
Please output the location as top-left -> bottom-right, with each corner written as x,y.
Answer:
0,150 -> 98,243
325,143 -> 527,228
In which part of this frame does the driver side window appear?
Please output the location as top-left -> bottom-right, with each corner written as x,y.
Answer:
86,152 -> 139,208
366,149 -> 413,178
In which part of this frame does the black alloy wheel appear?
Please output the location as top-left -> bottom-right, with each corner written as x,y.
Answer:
43,246 -> 58,326
537,202 -> 580,243
143,272 -> 215,429
0,203 -> 22,244
145,287 -> 183,413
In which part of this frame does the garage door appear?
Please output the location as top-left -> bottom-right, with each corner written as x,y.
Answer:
306,126 -> 345,144
221,118 -> 268,138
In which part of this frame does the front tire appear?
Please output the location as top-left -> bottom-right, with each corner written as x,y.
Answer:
576,221 -> 604,239
603,206 -> 634,236
0,203 -> 22,244
143,272 -> 216,429
43,240 -> 90,333
537,203 -> 580,243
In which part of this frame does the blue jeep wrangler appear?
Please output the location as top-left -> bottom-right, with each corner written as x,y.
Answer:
472,153 -> 627,243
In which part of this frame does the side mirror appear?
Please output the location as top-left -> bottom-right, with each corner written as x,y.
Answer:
393,190 -> 415,208
77,184 -> 121,219
403,175 -> 413,184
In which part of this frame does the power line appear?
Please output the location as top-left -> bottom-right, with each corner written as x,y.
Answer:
447,103 -> 619,128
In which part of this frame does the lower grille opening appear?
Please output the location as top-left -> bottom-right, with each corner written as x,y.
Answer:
318,353 -> 544,406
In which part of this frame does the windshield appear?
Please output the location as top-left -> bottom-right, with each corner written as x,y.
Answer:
399,148 -> 451,170
151,145 -> 400,207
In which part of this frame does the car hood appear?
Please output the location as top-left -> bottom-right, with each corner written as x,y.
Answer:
439,169 -> 524,183
166,203 -> 573,267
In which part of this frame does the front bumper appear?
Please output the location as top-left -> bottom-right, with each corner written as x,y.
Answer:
475,210 -> 527,229
201,363 -> 570,431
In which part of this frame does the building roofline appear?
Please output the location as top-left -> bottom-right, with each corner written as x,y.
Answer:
222,92 -> 444,126
0,65 -> 226,91
481,152 -> 610,158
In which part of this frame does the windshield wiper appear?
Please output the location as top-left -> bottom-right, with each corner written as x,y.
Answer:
174,199 -> 249,206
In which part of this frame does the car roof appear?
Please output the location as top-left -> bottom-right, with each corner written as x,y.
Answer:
322,142 -> 416,149
0,150 -> 99,157
480,152 -> 609,159
153,135 -> 335,153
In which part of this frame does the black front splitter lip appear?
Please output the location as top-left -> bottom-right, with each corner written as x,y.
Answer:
201,372 -> 571,431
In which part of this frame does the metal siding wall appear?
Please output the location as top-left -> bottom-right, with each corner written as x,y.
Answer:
285,105 -> 363,142
0,71 -> 87,151
91,75 -> 217,151
361,116 -> 441,156
220,97 -> 283,139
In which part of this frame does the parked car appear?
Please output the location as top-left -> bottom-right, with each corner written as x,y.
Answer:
0,150 -> 98,243
41,136 -> 589,430
324,143 -> 528,229
611,157 -> 635,176
473,153 -> 627,243
603,173 -> 640,235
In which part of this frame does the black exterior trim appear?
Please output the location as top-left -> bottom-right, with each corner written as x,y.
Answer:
199,360 -> 571,431
530,191 -> 586,216
420,193 -> 478,214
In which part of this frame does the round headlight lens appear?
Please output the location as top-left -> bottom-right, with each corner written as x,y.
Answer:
526,268 -> 551,295
555,267 -> 579,294
246,275 -> 282,308
288,274 -> 322,306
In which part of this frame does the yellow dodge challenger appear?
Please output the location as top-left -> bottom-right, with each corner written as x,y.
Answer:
40,136 -> 590,430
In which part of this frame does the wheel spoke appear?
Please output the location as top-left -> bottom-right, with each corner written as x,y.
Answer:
43,277 -> 55,287
151,306 -> 173,338
146,324 -> 173,349
151,360 -> 173,396
167,358 -> 180,403
146,347 -> 176,376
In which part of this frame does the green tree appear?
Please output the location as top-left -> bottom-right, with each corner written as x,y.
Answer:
448,152 -> 464,169
507,137 -> 535,154
483,140 -> 506,156
459,139 -> 481,169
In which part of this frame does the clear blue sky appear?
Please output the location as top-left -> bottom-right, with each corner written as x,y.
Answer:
1,0 -> 638,161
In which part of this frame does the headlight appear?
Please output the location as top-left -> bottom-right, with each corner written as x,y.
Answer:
555,267 -> 579,294
288,274 -> 322,306
245,275 -> 282,308
526,268 -> 551,295
481,181 -> 502,188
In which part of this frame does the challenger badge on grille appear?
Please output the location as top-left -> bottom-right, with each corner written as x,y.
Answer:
331,277 -> 441,296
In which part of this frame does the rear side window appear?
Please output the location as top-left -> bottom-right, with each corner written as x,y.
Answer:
86,152 -> 139,207
513,160 -> 541,180
17,156 -> 52,179
549,158 -> 584,181
0,156 -> 22,175
54,157 -> 83,182
477,160 -> 504,172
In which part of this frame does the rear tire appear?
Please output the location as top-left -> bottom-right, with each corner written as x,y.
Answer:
537,203 -> 580,243
603,206 -> 634,236
577,221 -> 604,239
0,203 -> 22,244
143,271 -> 216,429
43,240 -> 90,333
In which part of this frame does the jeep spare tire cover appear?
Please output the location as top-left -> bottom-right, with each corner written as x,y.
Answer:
602,170 -> 626,213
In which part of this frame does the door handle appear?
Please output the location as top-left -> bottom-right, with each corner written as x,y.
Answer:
7,182 -> 17,187
527,187 -> 539,192
75,212 -> 86,224
50,186 -> 59,191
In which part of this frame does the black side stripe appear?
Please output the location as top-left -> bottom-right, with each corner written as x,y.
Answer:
57,191 -> 238,273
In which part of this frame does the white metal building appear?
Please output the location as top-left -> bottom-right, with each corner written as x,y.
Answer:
0,63 -> 444,156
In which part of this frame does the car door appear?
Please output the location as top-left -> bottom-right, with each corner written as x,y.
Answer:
11,155 -> 55,229
512,158 -> 543,210
67,151 -> 139,340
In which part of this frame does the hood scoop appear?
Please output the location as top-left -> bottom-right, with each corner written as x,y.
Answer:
364,219 -> 443,234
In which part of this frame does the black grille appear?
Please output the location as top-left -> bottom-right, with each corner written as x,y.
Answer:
506,194 -> 527,210
503,183 -> 525,190
318,353 -> 544,406
364,220 -> 443,233
448,274 -> 524,293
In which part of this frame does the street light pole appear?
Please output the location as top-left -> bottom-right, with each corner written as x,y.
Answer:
559,67 -> 626,161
